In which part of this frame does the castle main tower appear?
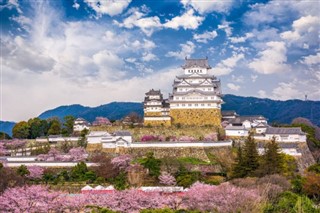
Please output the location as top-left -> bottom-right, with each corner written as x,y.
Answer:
169,58 -> 223,126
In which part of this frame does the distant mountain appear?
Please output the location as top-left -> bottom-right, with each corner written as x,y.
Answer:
2,95 -> 319,137
0,121 -> 16,136
38,102 -> 143,122
222,94 -> 320,126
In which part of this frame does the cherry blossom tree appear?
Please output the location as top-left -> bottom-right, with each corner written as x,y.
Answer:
26,166 -> 44,179
159,172 -> 176,186
0,185 -> 61,212
111,155 -> 132,171
182,182 -> 261,212
68,147 -> 88,161
204,132 -> 218,141
141,135 -> 158,142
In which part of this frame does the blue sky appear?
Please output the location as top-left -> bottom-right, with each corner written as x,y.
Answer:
0,0 -> 319,121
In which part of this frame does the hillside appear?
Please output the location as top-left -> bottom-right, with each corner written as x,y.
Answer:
1,95 -> 319,136
38,102 -> 143,122
0,121 -> 16,137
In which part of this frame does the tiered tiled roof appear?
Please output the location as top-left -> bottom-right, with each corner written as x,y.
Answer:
182,58 -> 211,69
265,127 -> 306,135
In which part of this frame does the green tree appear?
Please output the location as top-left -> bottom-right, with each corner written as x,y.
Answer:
231,145 -> 247,178
242,133 -> 259,177
78,128 -> 89,147
258,137 -> 284,176
12,121 -> 30,139
47,119 -> 61,135
61,115 -> 75,136
140,152 -> 161,177
0,132 -> 11,140
16,165 -> 29,177
70,162 -> 88,180
28,118 -> 48,139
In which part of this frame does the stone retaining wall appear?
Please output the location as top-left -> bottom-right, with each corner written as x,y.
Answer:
170,108 -> 221,126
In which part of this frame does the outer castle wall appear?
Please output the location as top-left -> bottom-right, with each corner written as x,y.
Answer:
170,108 -> 222,126
143,119 -> 171,127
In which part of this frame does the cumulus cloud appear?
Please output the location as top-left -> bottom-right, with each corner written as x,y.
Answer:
227,83 -> 241,91
301,52 -> 320,66
257,90 -> 267,98
181,0 -> 234,14
211,53 -> 244,76
84,0 -> 132,17
142,52 -> 158,62
165,41 -> 195,59
163,9 -> 204,30
114,8 -> 161,36
281,15 -> 320,47
249,41 -> 290,74
229,33 -> 254,43
251,74 -> 258,82
193,30 -> 218,43
217,20 -> 233,36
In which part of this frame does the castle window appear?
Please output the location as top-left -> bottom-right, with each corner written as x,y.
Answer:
195,104 -> 198,106
188,104 -> 192,106
182,104 -> 185,106
201,104 -> 204,106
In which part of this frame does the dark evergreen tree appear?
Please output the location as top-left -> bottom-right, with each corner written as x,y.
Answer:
258,137 -> 284,176
242,133 -> 259,176
231,144 -> 247,178
61,115 -> 75,136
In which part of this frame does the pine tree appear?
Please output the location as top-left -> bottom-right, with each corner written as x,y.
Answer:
242,133 -> 260,176
259,137 -> 284,176
231,144 -> 247,178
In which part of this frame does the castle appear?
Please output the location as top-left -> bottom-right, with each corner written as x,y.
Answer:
143,58 -> 223,127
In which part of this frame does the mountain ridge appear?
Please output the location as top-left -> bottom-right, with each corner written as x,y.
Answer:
1,95 -> 319,136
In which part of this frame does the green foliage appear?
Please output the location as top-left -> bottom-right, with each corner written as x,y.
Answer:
307,163 -> 320,174
281,154 -> 297,178
291,175 -> 305,194
292,123 -> 320,147
258,137 -> 284,176
139,152 -> 161,177
61,115 -> 75,136
0,132 -> 11,139
175,165 -> 200,188
178,157 -> 210,165
264,191 -> 319,213
16,165 -> 29,177
231,145 -> 247,178
111,172 -> 128,190
70,162 -> 88,181
87,206 -> 119,213
28,118 -> 48,139
78,128 -> 89,147
84,171 -> 97,183
30,143 -> 51,155
232,134 -> 259,178
47,119 -> 61,135
12,121 -> 30,139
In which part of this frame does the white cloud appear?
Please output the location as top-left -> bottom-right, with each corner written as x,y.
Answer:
301,52 -> 320,66
212,53 -> 244,76
84,0 -> 132,17
230,33 -> 254,43
181,0 -> 234,14
163,9 -> 204,30
166,41 -> 195,59
114,9 -> 161,36
0,0 -> 22,13
231,75 -> 244,83
217,20 -> 233,36
271,81 -> 302,100
142,52 -> 158,62
257,90 -> 267,98
193,30 -> 218,43
281,15 -> 320,47
249,41 -> 290,74
227,83 -> 241,91
73,1 -> 80,10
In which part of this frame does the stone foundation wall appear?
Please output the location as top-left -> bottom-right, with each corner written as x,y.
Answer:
96,146 -> 232,162
144,119 -> 171,127
144,112 -> 162,116
170,108 -> 221,126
